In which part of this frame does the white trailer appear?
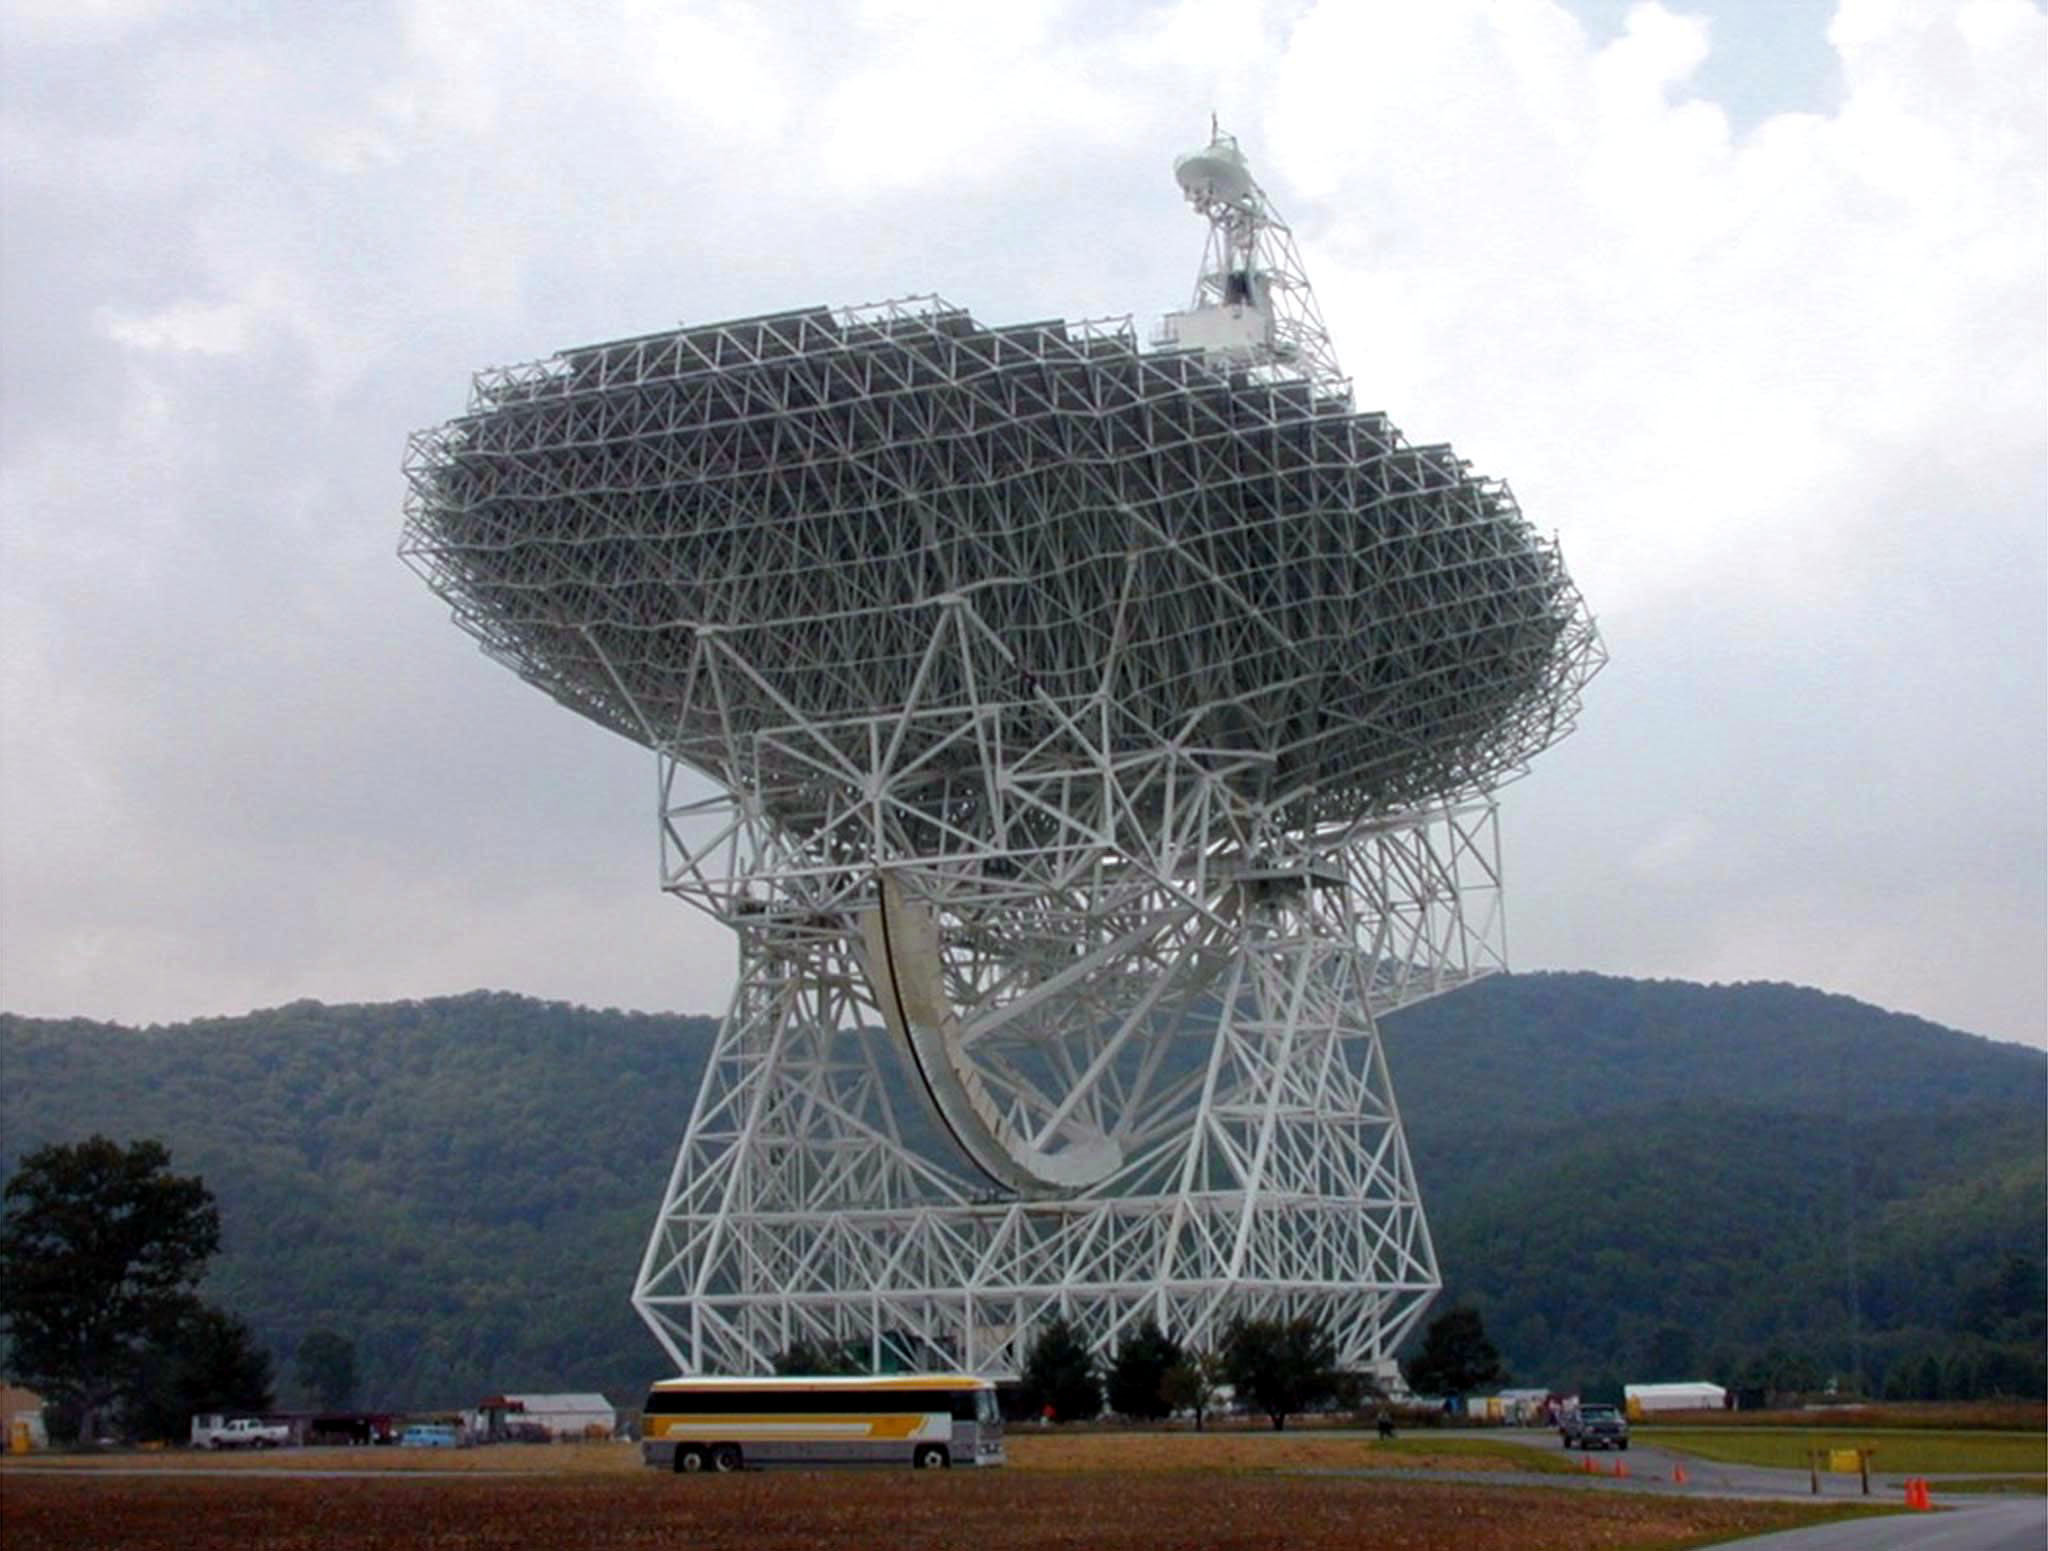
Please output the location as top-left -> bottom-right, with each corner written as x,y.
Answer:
1624,1382 -> 1728,1417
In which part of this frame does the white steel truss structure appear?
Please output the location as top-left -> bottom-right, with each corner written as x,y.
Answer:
1159,125 -> 1344,391
401,133 -> 1602,1381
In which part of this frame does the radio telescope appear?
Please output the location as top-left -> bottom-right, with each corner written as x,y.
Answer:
402,128 -> 1601,1382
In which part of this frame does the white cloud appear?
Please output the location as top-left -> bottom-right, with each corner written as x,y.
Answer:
1274,0 -> 2042,613
97,298 -> 253,354
0,0 -> 2041,1045
1,0 -> 170,45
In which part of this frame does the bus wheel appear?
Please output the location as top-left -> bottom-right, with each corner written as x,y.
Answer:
914,1445 -> 950,1470
711,1443 -> 743,1473
675,1445 -> 708,1474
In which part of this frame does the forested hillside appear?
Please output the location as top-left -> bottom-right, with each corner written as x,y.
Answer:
2,995 -> 697,1411
1389,977 -> 2046,1399
3,975 -> 2040,1410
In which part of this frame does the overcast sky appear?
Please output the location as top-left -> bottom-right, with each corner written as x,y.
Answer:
2,0 -> 2042,1050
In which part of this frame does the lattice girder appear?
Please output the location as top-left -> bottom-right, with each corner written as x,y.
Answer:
402,298 -> 1600,845
627,788 -> 1480,1379
406,148 -> 1603,1386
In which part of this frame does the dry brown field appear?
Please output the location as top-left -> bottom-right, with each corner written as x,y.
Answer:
0,1432 -> 1566,1477
0,1463 -> 1872,1551
1006,1430 -> 1570,1474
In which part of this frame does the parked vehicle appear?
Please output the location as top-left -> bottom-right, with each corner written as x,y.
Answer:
400,1423 -> 462,1448
641,1374 -> 1003,1473
190,1414 -> 290,1450
1560,1402 -> 1630,1451
306,1413 -> 399,1446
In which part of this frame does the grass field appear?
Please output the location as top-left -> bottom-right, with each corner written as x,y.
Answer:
1640,1426 -> 2048,1475
1632,1401 -> 2045,1431
1936,1476 -> 2048,1496
0,1459 -> 1882,1551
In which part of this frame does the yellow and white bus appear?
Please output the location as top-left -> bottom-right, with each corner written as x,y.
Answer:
640,1373 -> 1004,1473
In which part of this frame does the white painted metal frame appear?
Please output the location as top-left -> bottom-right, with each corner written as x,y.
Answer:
1160,126 -> 1344,391
402,134 -> 1603,1381
626,663 -> 1507,1375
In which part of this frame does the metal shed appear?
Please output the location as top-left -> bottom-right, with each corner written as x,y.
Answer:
1625,1381 -> 1728,1416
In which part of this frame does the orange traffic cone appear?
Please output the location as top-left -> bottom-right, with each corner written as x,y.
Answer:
1582,1456 -> 1596,1474
1673,1463 -> 1688,1485
1904,1477 -> 1930,1510
1612,1457 -> 1628,1479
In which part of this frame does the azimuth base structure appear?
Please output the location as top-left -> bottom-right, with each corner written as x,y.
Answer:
630,630 -> 1511,1377
402,130 -> 1602,1380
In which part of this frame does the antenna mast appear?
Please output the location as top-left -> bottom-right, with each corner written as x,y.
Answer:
1162,125 -> 1345,392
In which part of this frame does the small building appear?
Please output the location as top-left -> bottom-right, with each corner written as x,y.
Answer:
2,1385 -> 49,1451
1625,1381 -> 1727,1417
472,1393 -> 616,1442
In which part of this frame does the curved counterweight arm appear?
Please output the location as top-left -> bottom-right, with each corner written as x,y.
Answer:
859,873 -> 1123,1195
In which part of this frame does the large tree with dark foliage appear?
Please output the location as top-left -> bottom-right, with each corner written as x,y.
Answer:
294,1328 -> 358,1411
1960,1253 -> 2047,1348
131,1303 -> 275,1442
1106,1318 -> 1182,1420
1160,1348 -> 1226,1431
1406,1305 -> 1505,1399
1221,1315 -> 1342,1431
0,1137 -> 222,1440
770,1338 -> 861,1377
1021,1315 -> 1102,1423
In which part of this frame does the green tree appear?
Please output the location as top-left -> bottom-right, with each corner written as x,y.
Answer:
0,1137 -> 222,1440
771,1338 -> 860,1376
1160,1349 -> 1225,1432
1221,1315 -> 1341,1431
1405,1305 -> 1505,1400
1021,1316 -> 1101,1423
1746,1347 -> 1821,1402
1961,1254 -> 2047,1345
1915,1353 -> 1943,1401
1646,1324 -> 1696,1379
131,1303 -> 274,1442
1106,1318 -> 1181,1421
294,1328 -> 358,1410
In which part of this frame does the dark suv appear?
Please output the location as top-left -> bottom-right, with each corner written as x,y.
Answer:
1560,1403 -> 1630,1451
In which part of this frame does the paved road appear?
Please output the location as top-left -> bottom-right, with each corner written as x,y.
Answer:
1487,1429 -> 2047,1550
1724,1497 -> 2047,1550
1497,1428 -> 1898,1500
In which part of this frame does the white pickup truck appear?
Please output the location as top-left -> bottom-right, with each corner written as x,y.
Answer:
191,1414 -> 291,1450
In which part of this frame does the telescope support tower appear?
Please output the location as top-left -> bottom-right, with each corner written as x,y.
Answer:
628,595 -> 1513,1377
405,130 -> 1604,1386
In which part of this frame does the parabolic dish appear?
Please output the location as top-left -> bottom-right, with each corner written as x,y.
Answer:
403,298 -> 1591,834
1174,142 -> 1256,206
